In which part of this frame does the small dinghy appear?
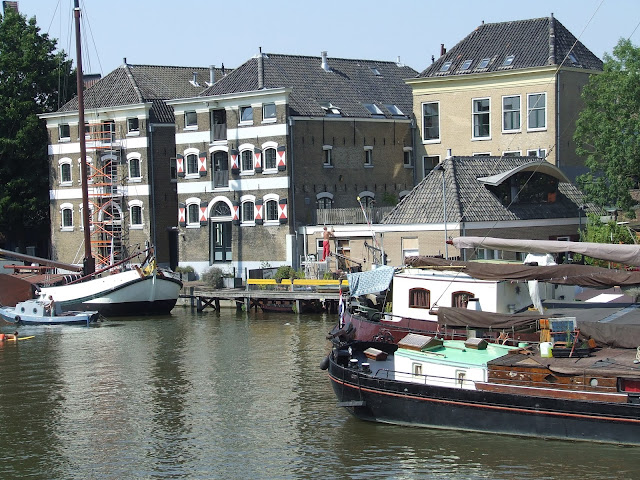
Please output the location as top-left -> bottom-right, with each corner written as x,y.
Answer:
0,299 -> 99,326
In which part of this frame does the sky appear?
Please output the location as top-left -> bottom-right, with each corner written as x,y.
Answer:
15,0 -> 640,76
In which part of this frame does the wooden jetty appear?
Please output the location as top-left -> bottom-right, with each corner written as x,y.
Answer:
180,278 -> 348,313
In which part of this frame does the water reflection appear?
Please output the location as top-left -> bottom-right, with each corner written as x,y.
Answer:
0,310 -> 639,479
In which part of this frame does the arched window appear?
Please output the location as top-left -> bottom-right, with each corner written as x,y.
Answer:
186,153 -> 198,176
59,159 -> 72,185
265,199 -> 278,222
212,201 -> 231,217
452,291 -> 474,308
60,203 -> 73,231
241,150 -> 253,173
360,195 -> 374,207
128,200 -> 143,228
241,200 -> 255,224
317,192 -> 334,209
128,156 -> 141,180
409,288 -> 430,309
187,203 -> 200,225
264,147 -> 277,170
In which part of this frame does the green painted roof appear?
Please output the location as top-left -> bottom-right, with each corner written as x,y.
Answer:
396,339 -> 515,367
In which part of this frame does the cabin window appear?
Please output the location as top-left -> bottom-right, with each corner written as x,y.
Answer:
452,291 -> 474,308
412,363 -> 422,378
409,288 -> 430,309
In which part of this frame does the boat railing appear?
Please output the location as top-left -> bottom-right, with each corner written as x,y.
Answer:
371,368 -> 477,389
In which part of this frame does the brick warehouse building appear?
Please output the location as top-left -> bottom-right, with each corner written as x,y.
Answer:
167,52 -> 417,277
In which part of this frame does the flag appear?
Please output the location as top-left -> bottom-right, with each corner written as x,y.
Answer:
338,289 -> 345,328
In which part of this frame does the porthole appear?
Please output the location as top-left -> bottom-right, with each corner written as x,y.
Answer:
33,308 -> 38,314
590,378 -> 598,387
20,307 -> 25,313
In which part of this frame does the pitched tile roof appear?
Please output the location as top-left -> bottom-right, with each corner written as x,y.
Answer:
58,64 -> 225,122
418,16 -> 602,78
200,53 -> 418,118
383,156 -> 588,224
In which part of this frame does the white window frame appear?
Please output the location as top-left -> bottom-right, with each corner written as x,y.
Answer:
184,111 -> 198,130
527,149 -> 547,159
183,148 -> 200,178
239,147 -> 254,175
503,150 -> 521,157
502,95 -> 521,133
185,197 -> 201,228
127,153 -> 142,182
128,200 -> 144,229
263,194 -> 280,225
58,123 -> 70,142
261,141 -> 278,173
364,146 -> 373,167
262,103 -> 276,123
58,158 -> 72,186
472,97 -> 491,140
323,145 -> 333,168
127,117 -> 140,136
240,195 -> 256,226
358,191 -> 375,208
422,155 -> 440,178
239,105 -> 254,125
60,203 -> 74,231
527,93 -> 547,131
422,101 -> 440,144
77,157 -> 93,185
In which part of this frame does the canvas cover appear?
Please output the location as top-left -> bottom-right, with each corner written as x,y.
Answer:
405,256 -> 640,289
436,307 -> 548,329
347,266 -> 395,297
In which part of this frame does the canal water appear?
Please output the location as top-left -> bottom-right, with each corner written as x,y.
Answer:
1,308 -> 639,479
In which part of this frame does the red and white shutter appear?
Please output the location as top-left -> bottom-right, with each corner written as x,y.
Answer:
278,198 -> 287,224
255,199 -> 263,225
277,146 -> 286,171
198,152 -> 207,177
199,200 -> 208,225
254,148 -> 262,173
178,202 -> 186,226
176,154 -> 185,177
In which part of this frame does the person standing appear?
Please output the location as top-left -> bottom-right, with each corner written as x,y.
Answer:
322,226 -> 334,261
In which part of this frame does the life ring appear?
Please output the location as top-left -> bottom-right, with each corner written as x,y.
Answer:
14,316 -> 21,323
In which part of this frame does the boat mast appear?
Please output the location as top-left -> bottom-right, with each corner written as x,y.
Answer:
73,0 -> 95,275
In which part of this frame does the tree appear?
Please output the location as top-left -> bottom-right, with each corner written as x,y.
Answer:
578,213 -> 635,267
0,8 -> 75,252
574,39 -> 640,215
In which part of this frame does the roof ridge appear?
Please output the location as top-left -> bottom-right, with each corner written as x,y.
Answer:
122,63 -> 144,103
264,52 -> 408,65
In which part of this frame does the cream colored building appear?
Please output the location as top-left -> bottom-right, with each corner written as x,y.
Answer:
407,15 -> 603,183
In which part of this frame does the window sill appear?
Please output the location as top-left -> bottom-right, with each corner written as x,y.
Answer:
60,227 -> 74,232
240,222 -> 256,227
184,174 -> 200,179
128,178 -> 142,183
471,137 -> 492,141
422,139 -> 441,145
240,171 -> 255,176
238,121 -> 254,127
264,220 -> 280,226
364,164 -> 373,168
527,127 -> 547,133
261,118 -> 277,124
262,169 -> 278,174
184,126 -> 198,131
186,224 -> 200,229
59,138 -> 71,143
403,164 -> 413,169
59,182 -> 73,187
323,164 -> 334,169
130,225 -> 144,230
502,129 -> 521,134
127,132 -> 140,137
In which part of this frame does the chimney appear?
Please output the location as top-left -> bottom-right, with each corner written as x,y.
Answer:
2,1 -> 18,14
258,48 -> 264,89
446,149 -> 452,159
209,65 -> 216,85
431,55 -> 435,64
222,63 -> 225,76
321,51 -> 331,72
548,13 -> 556,65
440,44 -> 446,56
123,57 -> 127,65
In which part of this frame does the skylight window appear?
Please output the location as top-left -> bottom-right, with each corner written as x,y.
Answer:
364,103 -> 384,115
370,66 -> 381,76
439,61 -> 452,72
320,101 -> 342,116
384,104 -> 404,116
478,57 -> 490,69
460,59 -> 473,71
502,55 -> 515,67
568,52 -> 578,64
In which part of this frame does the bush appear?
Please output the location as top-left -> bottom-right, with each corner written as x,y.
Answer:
275,265 -> 301,282
175,265 -> 194,273
201,267 -> 224,288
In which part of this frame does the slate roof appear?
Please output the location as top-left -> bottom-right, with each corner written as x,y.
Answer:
200,53 -> 418,119
383,156 -> 587,224
418,16 -> 602,78
58,64 -> 225,123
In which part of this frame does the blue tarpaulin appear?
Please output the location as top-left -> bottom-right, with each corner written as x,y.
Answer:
347,266 -> 394,297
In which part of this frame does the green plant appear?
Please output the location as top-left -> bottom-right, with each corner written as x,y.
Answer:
323,271 -> 334,280
174,265 -> 195,273
201,267 -> 224,288
384,302 -> 393,313
381,191 -> 398,206
275,265 -> 298,282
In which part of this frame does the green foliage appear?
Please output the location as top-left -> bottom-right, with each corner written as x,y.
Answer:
322,271 -> 335,280
201,267 -> 224,288
174,265 -> 194,273
577,213 -> 635,267
574,39 -> 640,215
381,192 -> 398,206
275,265 -> 302,282
0,9 -> 76,247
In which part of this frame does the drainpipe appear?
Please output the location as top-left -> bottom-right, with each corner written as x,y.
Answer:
289,115 -> 297,268
149,123 -> 157,250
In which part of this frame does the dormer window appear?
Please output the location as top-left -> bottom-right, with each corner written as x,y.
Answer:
459,59 -> 473,71
502,55 -> 515,67
439,61 -> 452,72
320,101 -> 341,116
363,103 -> 384,116
478,57 -> 490,69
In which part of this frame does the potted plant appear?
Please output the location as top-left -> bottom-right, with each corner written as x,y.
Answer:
175,265 -> 196,282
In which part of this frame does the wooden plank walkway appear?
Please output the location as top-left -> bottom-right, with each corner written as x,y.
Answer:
180,279 -> 347,313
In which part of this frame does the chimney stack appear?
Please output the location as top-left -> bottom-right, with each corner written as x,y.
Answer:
440,44 -> 446,56
209,65 -> 216,85
321,51 -> 331,72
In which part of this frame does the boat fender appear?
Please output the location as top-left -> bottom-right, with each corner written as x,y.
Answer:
319,354 -> 330,370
